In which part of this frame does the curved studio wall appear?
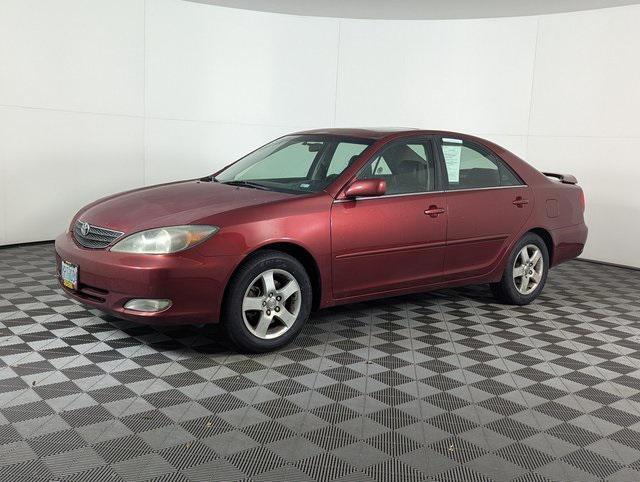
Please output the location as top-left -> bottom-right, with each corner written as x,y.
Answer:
0,0 -> 638,267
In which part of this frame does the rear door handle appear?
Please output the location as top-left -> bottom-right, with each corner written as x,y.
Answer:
513,197 -> 529,207
424,205 -> 446,218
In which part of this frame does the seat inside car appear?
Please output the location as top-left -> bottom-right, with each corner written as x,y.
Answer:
383,144 -> 431,194
458,167 -> 500,189
395,159 -> 428,193
355,143 -> 433,194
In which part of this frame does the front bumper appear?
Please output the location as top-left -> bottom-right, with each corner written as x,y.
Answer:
54,232 -> 236,324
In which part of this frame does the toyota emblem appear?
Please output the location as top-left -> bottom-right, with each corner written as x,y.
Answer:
80,222 -> 91,236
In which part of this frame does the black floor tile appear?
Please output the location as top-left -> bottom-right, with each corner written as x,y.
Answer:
1,243 -> 640,481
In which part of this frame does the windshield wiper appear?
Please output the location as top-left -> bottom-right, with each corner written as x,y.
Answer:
221,180 -> 270,191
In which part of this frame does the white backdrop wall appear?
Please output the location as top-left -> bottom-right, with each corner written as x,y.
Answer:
0,0 -> 638,267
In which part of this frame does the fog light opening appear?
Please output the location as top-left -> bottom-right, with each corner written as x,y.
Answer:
124,299 -> 172,312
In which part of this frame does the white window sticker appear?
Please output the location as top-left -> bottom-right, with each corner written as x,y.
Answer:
442,138 -> 462,183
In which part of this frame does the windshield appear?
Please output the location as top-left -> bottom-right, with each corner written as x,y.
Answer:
214,135 -> 372,194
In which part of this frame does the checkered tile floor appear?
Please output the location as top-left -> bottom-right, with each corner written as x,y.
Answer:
2,243 -> 640,481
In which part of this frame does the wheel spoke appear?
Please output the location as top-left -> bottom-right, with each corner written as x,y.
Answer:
520,275 -> 530,292
278,280 -> 298,302
254,313 -> 272,338
276,308 -> 296,327
520,248 -> 530,263
531,270 -> 542,282
530,249 -> 542,266
242,296 -> 263,312
261,270 -> 276,295
513,265 -> 525,278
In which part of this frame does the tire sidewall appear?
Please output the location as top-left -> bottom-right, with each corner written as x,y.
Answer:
223,251 -> 312,352
502,233 -> 549,305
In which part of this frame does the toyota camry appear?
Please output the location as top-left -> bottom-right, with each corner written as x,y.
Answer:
55,128 -> 588,351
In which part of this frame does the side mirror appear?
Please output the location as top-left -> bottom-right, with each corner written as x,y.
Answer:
344,179 -> 386,198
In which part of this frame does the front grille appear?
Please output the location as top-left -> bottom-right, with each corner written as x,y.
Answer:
73,221 -> 124,249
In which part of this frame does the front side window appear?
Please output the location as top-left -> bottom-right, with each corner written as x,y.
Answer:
215,135 -> 372,194
356,140 -> 436,195
439,138 -> 522,190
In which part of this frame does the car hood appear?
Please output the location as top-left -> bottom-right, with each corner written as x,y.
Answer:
77,180 -> 297,233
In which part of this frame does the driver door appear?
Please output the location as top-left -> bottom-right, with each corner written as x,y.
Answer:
331,137 -> 447,299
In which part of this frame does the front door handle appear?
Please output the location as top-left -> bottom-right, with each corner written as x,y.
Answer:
513,197 -> 529,207
425,205 -> 446,218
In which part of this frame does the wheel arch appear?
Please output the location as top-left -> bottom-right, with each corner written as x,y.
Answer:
222,241 -> 323,313
528,227 -> 554,265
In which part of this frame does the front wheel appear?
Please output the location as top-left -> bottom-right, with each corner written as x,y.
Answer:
491,233 -> 549,305
222,250 -> 312,352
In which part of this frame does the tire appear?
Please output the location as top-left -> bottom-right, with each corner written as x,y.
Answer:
222,250 -> 312,352
491,232 -> 549,305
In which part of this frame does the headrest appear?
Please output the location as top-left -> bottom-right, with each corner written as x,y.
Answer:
459,168 -> 500,188
398,159 -> 423,174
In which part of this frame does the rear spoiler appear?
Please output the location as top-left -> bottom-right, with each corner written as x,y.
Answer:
543,172 -> 577,184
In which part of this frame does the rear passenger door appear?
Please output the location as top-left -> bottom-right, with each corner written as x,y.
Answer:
437,137 -> 532,280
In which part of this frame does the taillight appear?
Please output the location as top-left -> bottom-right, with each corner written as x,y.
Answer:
579,190 -> 585,212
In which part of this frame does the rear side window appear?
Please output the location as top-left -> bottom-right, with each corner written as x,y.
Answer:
439,138 -> 522,190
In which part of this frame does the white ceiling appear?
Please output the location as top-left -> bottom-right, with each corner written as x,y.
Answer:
186,0 -> 640,19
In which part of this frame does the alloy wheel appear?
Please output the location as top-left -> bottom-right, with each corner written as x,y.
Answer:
242,268 -> 301,339
512,244 -> 544,295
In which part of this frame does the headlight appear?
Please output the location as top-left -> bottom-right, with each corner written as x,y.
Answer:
111,225 -> 219,254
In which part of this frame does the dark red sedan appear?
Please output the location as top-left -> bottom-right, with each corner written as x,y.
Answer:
56,128 -> 587,351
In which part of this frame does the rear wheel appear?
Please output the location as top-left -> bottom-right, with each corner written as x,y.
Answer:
491,233 -> 549,305
222,250 -> 312,352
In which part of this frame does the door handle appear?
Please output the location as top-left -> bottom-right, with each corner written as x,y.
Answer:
424,205 -> 446,218
513,197 -> 529,207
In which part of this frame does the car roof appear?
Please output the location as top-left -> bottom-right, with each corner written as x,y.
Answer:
292,127 -> 420,140
291,127 -> 479,141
